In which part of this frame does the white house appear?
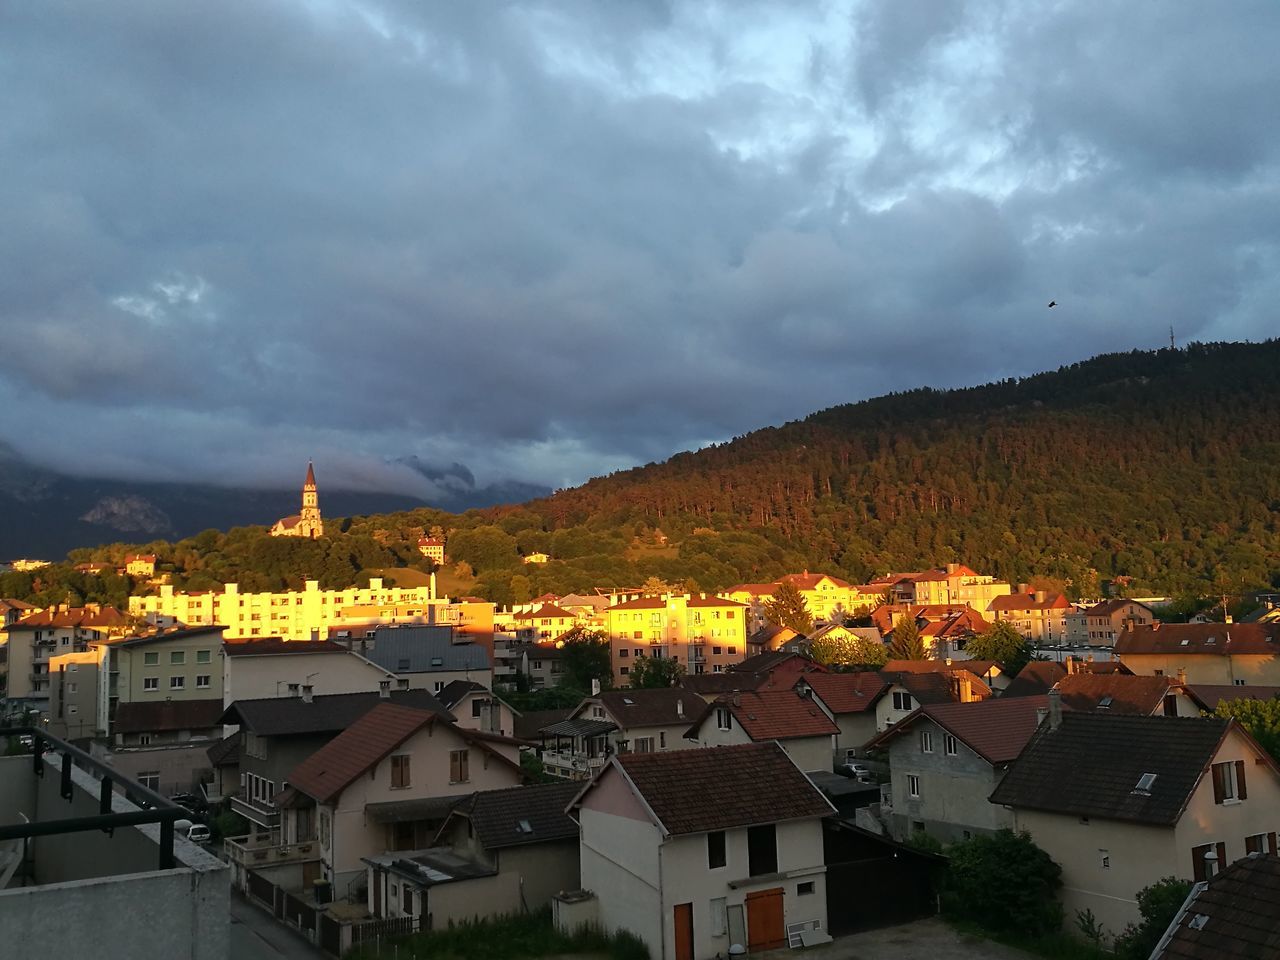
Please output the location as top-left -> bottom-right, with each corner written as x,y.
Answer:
570,741 -> 834,960
222,638 -> 399,707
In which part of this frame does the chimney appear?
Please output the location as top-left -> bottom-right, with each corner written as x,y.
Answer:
958,675 -> 973,703
1034,590 -> 1046,604
677,698 -> 685,718
1066,657 -> 1076,675
378,679 -> 391,699
946,563 -> 959,574
1035,707 -> 1048,726
591,678 -> 601,696
1047,688 -> 1063,730
301,684 -> 314,704
1177,667 -> 1187,686
1018,583 -> 1030,594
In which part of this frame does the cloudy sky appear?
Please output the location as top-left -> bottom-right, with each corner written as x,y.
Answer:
2,1 -> 1277,502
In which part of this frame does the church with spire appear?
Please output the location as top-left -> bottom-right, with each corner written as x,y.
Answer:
270,462 -> 325,539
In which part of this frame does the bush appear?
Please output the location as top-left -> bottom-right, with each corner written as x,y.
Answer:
1112,876 -> 1192,959
942,829 -> 1063,936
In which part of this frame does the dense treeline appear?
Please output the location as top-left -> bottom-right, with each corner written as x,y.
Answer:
13,341 -> 1280,609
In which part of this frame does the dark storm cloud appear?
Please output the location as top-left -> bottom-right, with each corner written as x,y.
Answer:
1,0 -> 1277,497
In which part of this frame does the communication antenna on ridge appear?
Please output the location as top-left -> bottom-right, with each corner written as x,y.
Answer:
1169,325 -> 1176,350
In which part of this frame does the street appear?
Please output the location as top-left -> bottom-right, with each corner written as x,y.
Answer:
229,890 -> 326,960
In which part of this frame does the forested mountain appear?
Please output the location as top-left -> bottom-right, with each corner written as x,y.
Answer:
10,341 -> 1280,610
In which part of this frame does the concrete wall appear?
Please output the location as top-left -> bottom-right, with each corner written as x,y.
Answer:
499,840 -> 581,911
91,741 -> 215,797
579,806 -> 663,959
224,650 -> 393,706
885,718 -> 1011,842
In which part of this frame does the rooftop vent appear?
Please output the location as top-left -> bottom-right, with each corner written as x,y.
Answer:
1188,914 -> 1209,931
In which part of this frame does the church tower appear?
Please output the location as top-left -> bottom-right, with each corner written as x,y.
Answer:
298,461 -> 323,538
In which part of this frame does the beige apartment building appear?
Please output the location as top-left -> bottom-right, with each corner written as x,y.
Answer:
987,590 -> 1073,645
905,565 -> 1013,608
1115,622 -> 1280,685
604,594 -> 748,684
3,604 -> 131,707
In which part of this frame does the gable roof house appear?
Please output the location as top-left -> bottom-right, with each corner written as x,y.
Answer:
1065,598 -> 1155,646
570,742 -> 835,960
1148,852 -> 1280,960
1115,622 -> 1280,686
286,703 -> 526,892
793,672 -> 891,762
865,694 -> 1050,843
539,688 -> 697,780
1052,672 -> 1204,717
989,710 -> 1280,939
876,668 -> 990,731
436,680 -> 520,738
356,625 -> 492,693
363,781 -> 582,928
684,690 -> 840,773
986,591 -> 1073,645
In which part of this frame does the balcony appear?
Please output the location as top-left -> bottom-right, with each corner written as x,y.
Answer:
231,795 -> 281,829
541,749 -> 607,775
224,831 -> 319,869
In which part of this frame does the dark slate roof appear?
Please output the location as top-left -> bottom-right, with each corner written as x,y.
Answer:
595,689 -> 697,728
605,741 -> 834,835
1154,853 -> 1280,959
1001,660 -> 1068,698
219,688 -> 453,735
679,673 -> 768,696
114,698 -> 225,734
448,781 -> 581,849
207,731 -> 241,767
514,708 -> 573,740
436,680 -> 517,715
866,696 -> 1048,765
799,672 -> 890,714
1055,673 -> 1179,715
365,626 -> 490,673
989,714 -> 1233,825
1187,685 -> 1280,712
730,650 -> 822,674
881,670 -> 968,705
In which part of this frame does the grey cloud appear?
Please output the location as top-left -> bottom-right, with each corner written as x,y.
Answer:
1,0 -> 1277,499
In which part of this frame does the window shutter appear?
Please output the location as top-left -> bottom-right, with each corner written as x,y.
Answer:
1235,760 -> 1247,800
1192,844 -> 1208,882
1216,841 -> 1227,871
1212,763 -> 1225,804
1269,833 -> 1278,857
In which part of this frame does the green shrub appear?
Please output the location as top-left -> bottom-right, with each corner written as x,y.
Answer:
942,829 -> 1063,936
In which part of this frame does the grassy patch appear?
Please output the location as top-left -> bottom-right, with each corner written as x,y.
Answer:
948,920 -> 1111,960
344,910 -> 648,960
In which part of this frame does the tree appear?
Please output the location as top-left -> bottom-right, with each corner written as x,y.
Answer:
1112,877 -> 1193,959
508,574 -> 533,605
629,656 -> 686,689
965,620 -> 1033,673
558,626 -> 613,694
1214,696 -> 1280,764
641,575 -> 674,596
887,615 -> 927,660
763,581 -> 813,633
941,829 -> 1063,936
809,631 -> 888,668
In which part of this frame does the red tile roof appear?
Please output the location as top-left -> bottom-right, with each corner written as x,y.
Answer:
1002,661 -> 1068,698
716,690 -> 840,741
988,592 -> 1071,612
779,572 -> 852,590
513,604 -> 576,621
686,595 -> 746,608
603,741 -> 834,835
867,695 -> 1049,764
1055,673 -> 1181,715
911,566 -> 980,582
288,703 -> 437,804
798,672 -> 890,714
727,583 -> 777,596
13,605 -> 128,630
1186,684 -> 1280,711
607,597 -> 668,611
1117,622 -> 1280,656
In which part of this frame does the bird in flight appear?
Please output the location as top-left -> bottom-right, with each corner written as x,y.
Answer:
1048,300 -> 1057,308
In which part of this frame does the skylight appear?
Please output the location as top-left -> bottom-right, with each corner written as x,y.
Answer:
517,819 -> 534,834
1135,772 -> 1158,793
1098,695 -> 1114,709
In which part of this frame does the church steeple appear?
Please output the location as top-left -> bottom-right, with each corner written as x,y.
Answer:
298,461 -> 323,537
304,461 -> 317,489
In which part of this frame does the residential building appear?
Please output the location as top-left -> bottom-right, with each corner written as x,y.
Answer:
285,702 -> 525,892
727,573 -> 874,631
94,698 -> 227,795
729,649 -> 826,682
1149,853 -> 1280,960
218,687 -> 454,832
604,594 -> 748,684
1001,660 -> 1068,698
745,624 -> 801,655
569,742 -> 835,960
883,658 -> 1008,693
539,688 -> 696,779
990,712 -> 1280,937
417,537 -> 446,563
868,694 -> 1050,842
363,781 -> 581,926
0,732 -> 229,959
96,625 -> 227,735
1115,622 -> 1280,685
876,669 -> 989,730
270,461 -> 324,538
523,552 -> 551,564
124,553 -> 158,578
683,690 -> 839,772
986,591 -> 1072,645
46,649 -> 101,740
357,625 -> 492,692
1053,672 -> 1203,717
918,608 -> 991,659
436,680 -> 519,737
510,603 -> 579,641
3,604 -> 129,707
224,636 -> 399,705
128,576 -> 449,642
899,565 -> 1012,608
0,597 -> 36,626
794,672 -> 890,762
1066,598 -> 1154,646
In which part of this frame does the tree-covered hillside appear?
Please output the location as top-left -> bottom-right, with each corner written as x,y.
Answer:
12,341 -> 1280,609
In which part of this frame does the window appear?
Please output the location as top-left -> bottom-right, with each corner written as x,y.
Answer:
170,676 -> 185,690
633,631 -> 643,640
138,772 -> 160,791
908,775 -> 921,798
196,649 -> 212,664
450,749 -> 470,783
944,734 -> 959,757
196,675 -> 211,689
1234,678 -> 1247,686
747,824 -> 777,876
920,731 -> 933,753
144,652 -> 159,666
68,705 -> 78,715
893,692 -> 913,711
472,700 -> 484,718
797,881 -> 815,895
433,681 -> 444,693
1191,842 -> 1226,882
1211,761 -> 1247,804
404,884 -> 413,915
67,682 -> 77,694
634,737 -> 654,753
1246,832 -> 1277,855
619,648 -> 629,658
1099,850 -> 1110,870
139,734 -> 152,746
620,667 -> 629,676
391,755 -> 411,789
715,707 -> 732,731
707,830 -> 726,869
727,646 -> 736,655
170,651 -> 185,665
660,732 -> 666,748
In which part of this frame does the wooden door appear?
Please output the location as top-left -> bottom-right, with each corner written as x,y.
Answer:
673,902 -> 694,960
746,887 -> 786,950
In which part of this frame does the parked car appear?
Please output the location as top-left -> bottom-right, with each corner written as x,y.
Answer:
186,824 -> 211,844
838,761 -> 873,781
